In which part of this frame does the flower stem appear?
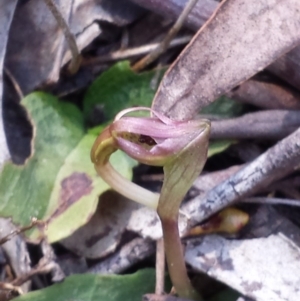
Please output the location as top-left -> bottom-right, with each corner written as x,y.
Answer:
95,162 -> 159,209
159,215 -> 202,301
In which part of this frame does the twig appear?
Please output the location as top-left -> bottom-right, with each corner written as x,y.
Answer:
184,126 -> 300,227
155,239 -> 165,295
0,246 -> 61,293
243,197 -> 300,207
210,110 -> 300,140
132,0 -> 199,72
88,238 -> 155,274
43,0 -> 81,74
83,36 -> 192,66
0,218 -> 44,245
194,170 -> 300,219
0,282 -> 23,295
228,79 -> 300,110
11,260 -> 56,287
41,240 -> 65,282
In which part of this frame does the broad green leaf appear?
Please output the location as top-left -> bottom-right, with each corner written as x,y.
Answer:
30,131 -> 136,243
0,92 -> 84,229
83,61 -> 163,121
14,269 -> 155,301
0,92 -> 136,243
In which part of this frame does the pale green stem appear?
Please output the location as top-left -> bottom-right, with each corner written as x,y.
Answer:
159,215 -> 202,300
95,162 -> 159,209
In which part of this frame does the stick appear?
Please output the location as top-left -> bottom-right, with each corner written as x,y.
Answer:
43,0 -> 81,74
184,126 -> 300,227
132,0 -> 199,71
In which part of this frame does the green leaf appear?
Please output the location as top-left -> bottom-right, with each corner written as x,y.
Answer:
83,61 -> 164,121
0,92 -> 84,229
30,130 -> 136,243
208,140 -> 234,158
13,269 -> 155,301
0,92 -> 136,243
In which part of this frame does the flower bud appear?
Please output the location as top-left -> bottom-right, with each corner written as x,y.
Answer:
111,107 -> 210,168
91,107 -> 210,212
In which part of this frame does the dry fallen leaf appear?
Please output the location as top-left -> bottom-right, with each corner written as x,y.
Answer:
185,233 -> 300,301
61,191 -> 142,259
152,0 -> 300,119
0,0 -> 16,167
133,0 -> 300,91
268,45 -> 300,90
5,0 -> 144,94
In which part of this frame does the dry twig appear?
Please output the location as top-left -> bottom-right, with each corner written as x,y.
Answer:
210,110 -> 300,140
132,0 -> 199,71
228,79 -> 300,110
0,218 -> 43,245
184,126 -> 300,227
244,197 -> 300,207
43,0 -> 81,74
83,36 -> 192,65
0,282 -> 23,295
11,259 -> 56,287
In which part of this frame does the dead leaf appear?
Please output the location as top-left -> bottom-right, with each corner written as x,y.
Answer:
0,1 -> 17,167
268,46 -> 300,90
152,0 -> 300,119
5,0 -> 144,94
61,191 -> 143,259
185,233 -> 300,301
229,79 -> 300,110
130,0 -> 217,31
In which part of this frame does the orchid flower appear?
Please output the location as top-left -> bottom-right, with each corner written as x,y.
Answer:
91,107 -> 210,300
